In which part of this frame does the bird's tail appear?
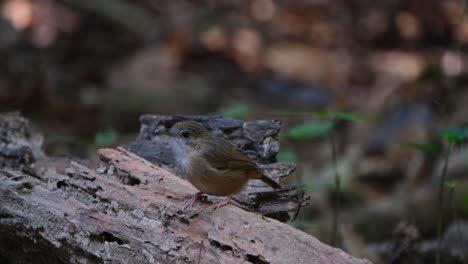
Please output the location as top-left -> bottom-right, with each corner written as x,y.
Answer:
246,169 -> 281,190
260,174 -> 281,190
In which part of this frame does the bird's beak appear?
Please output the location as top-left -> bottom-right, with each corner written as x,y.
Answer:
154,128 -> 171,136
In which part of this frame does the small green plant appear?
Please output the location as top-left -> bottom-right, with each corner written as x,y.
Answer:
286,110 -> 365,122
94,129 -> 119,147
398,141 -> 441,156
445,180 -> 468,263
218,102 -> 251,120
434,125 -> 468,264
399,134 -> 464,264
286,122 -> 333,141
285,110 -> 363,246
277,150 -> 298,163
444,181 -> 457,189
441,127 -> 468,145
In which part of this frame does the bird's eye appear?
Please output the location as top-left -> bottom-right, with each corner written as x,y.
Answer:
180,130 -> 190,138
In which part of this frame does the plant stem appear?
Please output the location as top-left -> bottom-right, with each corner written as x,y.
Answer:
436,143 -> 451,264
436,0 -> 465,259
449,185 -> 467,263
330,119 -> 340,247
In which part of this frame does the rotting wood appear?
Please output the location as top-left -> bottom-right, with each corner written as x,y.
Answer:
0,112 -> 371,263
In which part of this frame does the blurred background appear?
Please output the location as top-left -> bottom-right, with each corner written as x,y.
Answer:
1,0 -> 468,263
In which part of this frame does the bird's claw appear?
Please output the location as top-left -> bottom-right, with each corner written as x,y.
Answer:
182,192 -> 203,210
209,196 -> 231,211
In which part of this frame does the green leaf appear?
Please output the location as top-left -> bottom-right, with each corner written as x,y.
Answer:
331,111 -> 365,121
444,181 -> 457,189
287,122 -> 333,141
285,110 -> 365,121
219,103 -> 251,120
398,141 -> 441,155
94,130 -> 119,147
312,110 -> 330,118
277,150 -> 298,163
441,127 -> 468,144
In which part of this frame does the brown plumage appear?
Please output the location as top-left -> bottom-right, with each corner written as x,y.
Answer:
156,120 -> 281,208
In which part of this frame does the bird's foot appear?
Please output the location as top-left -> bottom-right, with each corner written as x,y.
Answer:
209,196 -> 232,211
182,192 -> 204,210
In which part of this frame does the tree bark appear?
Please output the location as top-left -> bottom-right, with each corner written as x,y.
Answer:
0,112 -> 371,263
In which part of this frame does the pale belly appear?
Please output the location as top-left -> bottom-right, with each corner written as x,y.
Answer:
185,159 -> 249,196
173,144 -> 250,196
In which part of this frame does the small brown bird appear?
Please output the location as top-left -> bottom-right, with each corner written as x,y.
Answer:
155,120 -> 281,209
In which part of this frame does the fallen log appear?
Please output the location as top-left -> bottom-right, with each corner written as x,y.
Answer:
0,112 -> 371,263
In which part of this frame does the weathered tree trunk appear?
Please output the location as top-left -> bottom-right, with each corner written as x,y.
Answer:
0,112 -> 371,264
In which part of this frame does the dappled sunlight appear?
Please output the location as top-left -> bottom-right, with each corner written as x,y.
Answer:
2,0 -> 33,30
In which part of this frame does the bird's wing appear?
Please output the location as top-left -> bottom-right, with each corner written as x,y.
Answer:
204,138 -> 278,184
204,138 -> 259,171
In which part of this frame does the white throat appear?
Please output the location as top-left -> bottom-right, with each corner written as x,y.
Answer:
171,139 -> 191,173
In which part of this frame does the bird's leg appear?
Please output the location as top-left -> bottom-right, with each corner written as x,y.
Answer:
209,196 -> 232,211
183,192 -> 204,210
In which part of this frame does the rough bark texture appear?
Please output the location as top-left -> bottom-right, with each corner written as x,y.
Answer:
132,115 -> 283,165
0,113 -> 372,264
127,114 -> 306,222
0,112 -> 44,168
